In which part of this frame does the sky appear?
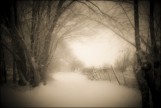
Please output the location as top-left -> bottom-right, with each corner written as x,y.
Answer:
67,28 -> 135,67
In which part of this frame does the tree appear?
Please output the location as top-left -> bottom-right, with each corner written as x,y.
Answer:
0,0 -> 76,86
144,0 -> 161,107
0,32 -> 7,84
133,0 -> 150,107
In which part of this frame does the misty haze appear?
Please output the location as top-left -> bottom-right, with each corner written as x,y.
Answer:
0,0 -> 161,108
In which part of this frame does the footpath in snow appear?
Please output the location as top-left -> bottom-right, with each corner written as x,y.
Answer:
1,71 -> 141,107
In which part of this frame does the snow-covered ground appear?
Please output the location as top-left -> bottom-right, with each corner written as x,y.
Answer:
1,71 -> 141,107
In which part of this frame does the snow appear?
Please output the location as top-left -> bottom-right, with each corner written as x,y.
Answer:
1,71 -> 141,107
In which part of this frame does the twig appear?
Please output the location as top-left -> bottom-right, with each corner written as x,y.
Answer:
121,70 -> 127,86
119,3 -> 134,28
111,66 -> 121,85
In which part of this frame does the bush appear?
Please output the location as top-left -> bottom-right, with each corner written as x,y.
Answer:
114,50 -> 133,72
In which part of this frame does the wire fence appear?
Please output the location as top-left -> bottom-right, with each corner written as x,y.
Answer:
82,67 -> 139,88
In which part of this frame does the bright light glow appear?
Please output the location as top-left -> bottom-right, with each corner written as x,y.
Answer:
51,71 -> 87,82
68,29 -> 131,67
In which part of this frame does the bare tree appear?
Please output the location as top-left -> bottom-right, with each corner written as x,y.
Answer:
133,0 -> 150,107
0,0 -> 76,86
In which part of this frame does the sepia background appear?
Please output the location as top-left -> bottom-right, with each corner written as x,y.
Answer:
0,0 -> 161,107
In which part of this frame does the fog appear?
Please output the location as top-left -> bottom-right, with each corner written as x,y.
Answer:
68,28 -> 135,67
1,71 -> 141,107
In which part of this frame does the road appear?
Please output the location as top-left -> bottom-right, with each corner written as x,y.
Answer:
1,71 -> 141,107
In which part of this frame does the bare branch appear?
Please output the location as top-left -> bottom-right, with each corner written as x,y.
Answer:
119,3 -> 134,28
1,41 -> 21,61
71,12 -> 136,47
76,0 -> 97,14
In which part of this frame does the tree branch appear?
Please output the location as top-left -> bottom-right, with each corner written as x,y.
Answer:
119,3 -> 134,28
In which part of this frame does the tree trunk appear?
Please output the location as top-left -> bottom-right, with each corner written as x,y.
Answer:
40,0 -> 65,83
0,26 -> 7,85
0,43 -> 7,84
11,1 -> 29,86
147,0 -> 161,107
13,58 -> 17,83
10,0 -> 40,86
31,0 -> 36,52
134,0 -> 150,108
134,0 -> 141,62
150,0 -> 157,60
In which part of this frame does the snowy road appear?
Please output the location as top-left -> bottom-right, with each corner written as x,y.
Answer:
1,72 -> 141,107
